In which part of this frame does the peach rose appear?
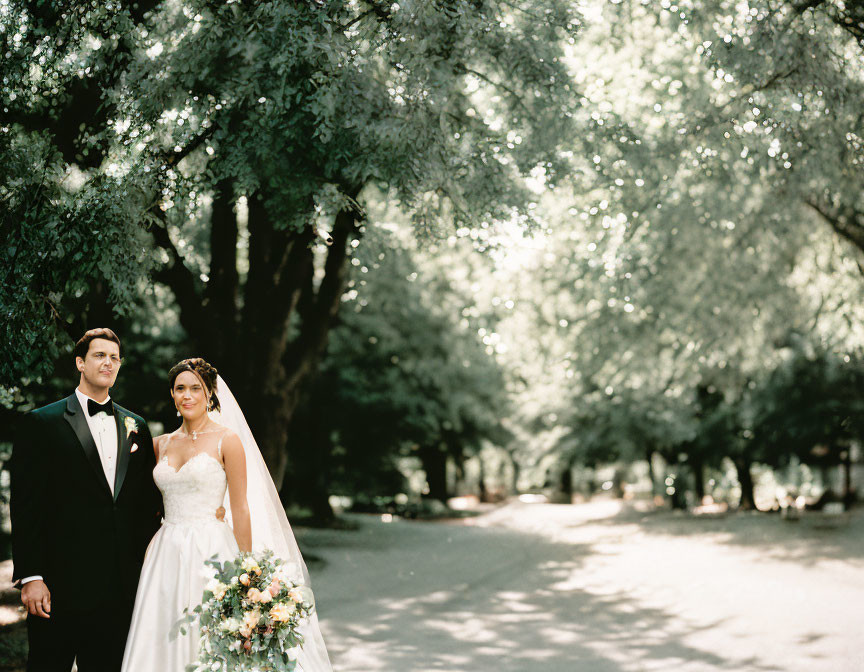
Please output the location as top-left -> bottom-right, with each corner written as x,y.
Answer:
268,603 -> 294,623
247,587 -> 262,602
239,573 -> 251,587
239,608 -> 261,638
267,580 -> 281,597
256,589 -> 272,604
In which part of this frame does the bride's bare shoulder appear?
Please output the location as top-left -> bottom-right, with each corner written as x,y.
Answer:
152,433 -> 173,458
210,423 -> 239,440
215,427 -> 243,458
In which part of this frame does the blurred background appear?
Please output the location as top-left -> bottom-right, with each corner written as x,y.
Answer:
2,0 -> 864,670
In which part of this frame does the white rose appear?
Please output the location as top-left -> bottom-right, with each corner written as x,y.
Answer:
292,584 -> 315,608
275,561 -> 301,584
219,617 -> 243,633
241,557 -> 261,573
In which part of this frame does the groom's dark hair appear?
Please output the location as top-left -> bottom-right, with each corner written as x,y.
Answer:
74,328 -> 122,360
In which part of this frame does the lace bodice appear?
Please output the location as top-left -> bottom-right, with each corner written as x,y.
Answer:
153,429 -> 229,526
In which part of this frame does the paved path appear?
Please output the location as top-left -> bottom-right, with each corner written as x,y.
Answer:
3,500 -> 862,671
297,500 -> 864,672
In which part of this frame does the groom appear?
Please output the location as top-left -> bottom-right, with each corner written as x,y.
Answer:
10,328 -> 162,672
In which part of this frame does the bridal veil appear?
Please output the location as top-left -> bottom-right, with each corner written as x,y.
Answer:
211,375 -> 334,672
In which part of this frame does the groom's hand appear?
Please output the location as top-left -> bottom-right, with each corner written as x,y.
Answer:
21,580 -> 51,619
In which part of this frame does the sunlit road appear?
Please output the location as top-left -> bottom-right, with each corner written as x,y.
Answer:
297,499 -> 864,672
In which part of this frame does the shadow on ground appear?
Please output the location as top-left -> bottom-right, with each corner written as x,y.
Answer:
306,509 -> 785,672
599,501 -> 864,567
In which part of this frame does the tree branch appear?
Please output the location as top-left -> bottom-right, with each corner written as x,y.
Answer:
338,8 -> 376,31
805,198 -> 864,254
458,66 -> 532,116
165,125 -> 216,166
284,193 -> 362,387
148,211 -> 206,337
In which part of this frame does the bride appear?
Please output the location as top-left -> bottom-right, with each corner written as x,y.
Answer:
121,358 -> 332,672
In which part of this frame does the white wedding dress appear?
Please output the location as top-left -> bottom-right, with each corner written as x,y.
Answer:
121,429 -> 240,671
121,376 -> 332,672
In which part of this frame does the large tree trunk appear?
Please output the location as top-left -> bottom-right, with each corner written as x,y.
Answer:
669,471 -> 687,510
842,447 -> 854,509
691,456 -> 706,501
282,396 -> 335,523
152,182 -> 362,497
560,461 -> 573,499
506,450 -> 521,495
419,444 -> 449,503
453,451 -> 467,495
646,448 -> 658,498
477,455 -> 489,502
14,4 -> 360,503
735,459 -> 757,510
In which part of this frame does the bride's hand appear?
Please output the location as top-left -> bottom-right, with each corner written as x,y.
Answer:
215,506 -> 226,521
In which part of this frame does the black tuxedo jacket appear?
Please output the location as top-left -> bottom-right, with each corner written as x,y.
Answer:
10,394 -> 162,611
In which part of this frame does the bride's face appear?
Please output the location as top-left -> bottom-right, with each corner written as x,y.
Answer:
172,371 -> 209,421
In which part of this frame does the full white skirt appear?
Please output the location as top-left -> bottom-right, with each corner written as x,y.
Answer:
121,519 -> 239,672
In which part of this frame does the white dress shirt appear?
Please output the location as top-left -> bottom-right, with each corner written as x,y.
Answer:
74,387 -> 119,494
22,388 -> 119,587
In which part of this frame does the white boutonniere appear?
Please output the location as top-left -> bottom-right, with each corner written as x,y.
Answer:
124,416 -> 139,439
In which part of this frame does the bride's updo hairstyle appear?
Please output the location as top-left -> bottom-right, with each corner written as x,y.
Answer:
168,357 -> 221,412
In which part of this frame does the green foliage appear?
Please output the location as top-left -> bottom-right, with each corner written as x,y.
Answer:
180,550 -> 314,672
746,344 -> 864,469
5,0 -> 863,506
2,0 -> 584,387
564,386 -> 695,468
481,0 -> 864,494
0,130 -> 152,385
295,222 -> 510,497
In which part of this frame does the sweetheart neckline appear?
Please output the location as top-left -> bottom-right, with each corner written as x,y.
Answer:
158,451 -> 222,475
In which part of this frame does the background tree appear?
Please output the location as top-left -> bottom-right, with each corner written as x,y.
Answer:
1,0 -> 582,486
747,344 -> 864,507
289,219 -> 511,518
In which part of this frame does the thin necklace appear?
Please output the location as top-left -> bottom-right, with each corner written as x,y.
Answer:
178,424 -> 221,442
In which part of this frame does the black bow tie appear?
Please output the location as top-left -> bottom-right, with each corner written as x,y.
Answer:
87,399 -> 114,417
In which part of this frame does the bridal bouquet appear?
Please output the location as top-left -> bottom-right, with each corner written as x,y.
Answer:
177,550 -> 316,672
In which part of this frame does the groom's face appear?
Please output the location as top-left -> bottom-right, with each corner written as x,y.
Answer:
76,338 -> 122,389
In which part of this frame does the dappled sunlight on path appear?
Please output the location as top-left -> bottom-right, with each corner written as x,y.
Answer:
296,499 -> 860,671
2,500 -> 858,671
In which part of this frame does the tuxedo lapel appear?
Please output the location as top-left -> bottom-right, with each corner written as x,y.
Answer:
113,405 -> 132,500
63,395 -> 113,499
